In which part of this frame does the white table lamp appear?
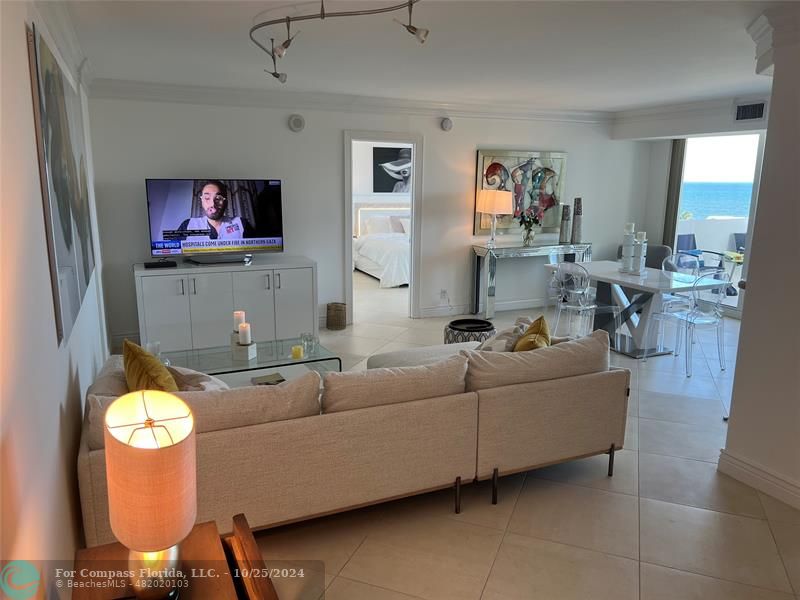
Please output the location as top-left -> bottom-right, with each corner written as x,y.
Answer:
477,189 -> 513,248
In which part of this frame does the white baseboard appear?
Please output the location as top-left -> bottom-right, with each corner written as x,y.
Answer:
419,304 -> 471,318
718,449 -> 800,510
493,298 -> 549,313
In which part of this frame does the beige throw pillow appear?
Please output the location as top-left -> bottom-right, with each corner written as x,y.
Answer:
86,372 -> 320,450
475,326 -> 525,352
461,329 -> 610,392
322,355 -> 468,413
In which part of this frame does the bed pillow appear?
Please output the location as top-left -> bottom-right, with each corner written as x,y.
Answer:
389,215 -> 406,233
365,216 -> 392,235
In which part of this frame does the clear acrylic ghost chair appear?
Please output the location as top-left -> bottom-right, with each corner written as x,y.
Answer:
643,253 -> 699,357
552,262 -> 622,342
650,269 -> 730,377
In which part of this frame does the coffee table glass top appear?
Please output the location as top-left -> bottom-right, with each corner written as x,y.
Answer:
162,338 -> 341,375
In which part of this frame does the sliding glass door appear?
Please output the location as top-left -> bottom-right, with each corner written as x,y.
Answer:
671,133 -> 765,317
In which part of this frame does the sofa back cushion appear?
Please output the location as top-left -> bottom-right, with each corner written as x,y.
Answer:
86,372 -> 321,450
322,355 -> 468,413
461,329 -> 609,391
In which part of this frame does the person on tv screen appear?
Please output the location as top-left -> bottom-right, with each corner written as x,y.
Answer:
176,180 -> 255,239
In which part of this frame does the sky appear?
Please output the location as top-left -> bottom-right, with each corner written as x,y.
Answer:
682,134 -> 761,183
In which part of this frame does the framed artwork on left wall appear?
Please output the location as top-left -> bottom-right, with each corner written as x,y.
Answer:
473,149 -> 567,236
27,24 -> 95,343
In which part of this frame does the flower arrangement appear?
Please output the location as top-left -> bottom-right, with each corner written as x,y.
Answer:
517,208 -> 540,246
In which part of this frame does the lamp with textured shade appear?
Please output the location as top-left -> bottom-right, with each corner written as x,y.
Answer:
476,189 -> 513,248
104,390 -> 196,599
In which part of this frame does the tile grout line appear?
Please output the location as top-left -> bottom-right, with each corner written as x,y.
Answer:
757,492 -> 799,596
333,575 -> 427,600
478,472 -> 528,600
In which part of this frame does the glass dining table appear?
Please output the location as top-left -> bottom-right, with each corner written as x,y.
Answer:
544,260 -> 722,358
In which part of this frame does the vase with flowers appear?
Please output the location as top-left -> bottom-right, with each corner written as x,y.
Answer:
518,208 -> 540,247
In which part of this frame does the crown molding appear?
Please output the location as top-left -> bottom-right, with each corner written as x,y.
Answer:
748,6 -> 800,76
88,78 -> 612,125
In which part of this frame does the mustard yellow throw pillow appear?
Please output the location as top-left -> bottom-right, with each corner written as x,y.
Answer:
123,340 -> 179,392
513,316 -> 551,352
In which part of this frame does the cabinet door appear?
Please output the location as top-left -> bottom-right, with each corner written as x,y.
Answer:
188,272 -> 234,349
274,268 -> 314,339
140,276 -> 192,352
232,271 -> 276,343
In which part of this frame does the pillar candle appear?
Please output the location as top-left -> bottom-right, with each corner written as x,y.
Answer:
291,345 -> 304,359
624,222 -> 635,234
238,323 -> 252,345
233,311 -> 246,331
635,231 -> 647,242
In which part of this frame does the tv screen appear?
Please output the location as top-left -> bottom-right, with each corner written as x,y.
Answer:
145,179 -> 283,256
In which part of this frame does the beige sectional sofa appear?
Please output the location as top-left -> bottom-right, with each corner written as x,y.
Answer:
78,331 -> 629,547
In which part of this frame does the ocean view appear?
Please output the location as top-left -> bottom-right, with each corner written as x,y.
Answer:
679,182 -> 753,220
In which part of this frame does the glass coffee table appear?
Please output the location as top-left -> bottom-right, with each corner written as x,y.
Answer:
162,338 -> 341,387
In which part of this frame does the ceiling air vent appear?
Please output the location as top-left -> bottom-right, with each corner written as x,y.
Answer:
735,102 -> 766,121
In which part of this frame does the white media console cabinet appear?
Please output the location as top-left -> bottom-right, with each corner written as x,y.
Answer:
134,256 -> 318,352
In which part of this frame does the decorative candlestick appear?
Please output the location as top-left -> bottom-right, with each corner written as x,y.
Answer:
571,197 -> 583,244
632,231 -> 648,275
559,205 -> 572,244
620,223 -> 636,273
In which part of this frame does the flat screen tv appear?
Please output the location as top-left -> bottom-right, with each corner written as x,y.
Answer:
146,178 -> 283,257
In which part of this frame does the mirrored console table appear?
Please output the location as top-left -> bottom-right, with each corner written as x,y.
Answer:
471,242 -> 592,318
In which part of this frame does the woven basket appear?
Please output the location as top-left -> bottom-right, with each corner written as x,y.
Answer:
326,302 -> 347,330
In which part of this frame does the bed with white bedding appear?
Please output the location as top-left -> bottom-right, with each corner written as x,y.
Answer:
354,232 -> 410,288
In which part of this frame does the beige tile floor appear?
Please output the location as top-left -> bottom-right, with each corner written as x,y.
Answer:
256,295 -> 800,599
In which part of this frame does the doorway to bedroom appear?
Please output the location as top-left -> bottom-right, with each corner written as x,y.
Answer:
345,132 -> 421,326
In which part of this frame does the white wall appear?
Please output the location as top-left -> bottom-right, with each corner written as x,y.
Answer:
88,94 -> 652,342
1,0 -> 108,575
718,7 -> 800,508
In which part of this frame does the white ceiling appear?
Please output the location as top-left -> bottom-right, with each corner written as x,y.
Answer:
66,0 -> 777,112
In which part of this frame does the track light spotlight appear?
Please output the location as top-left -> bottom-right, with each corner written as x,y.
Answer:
275,18 -> 300,58
393,19 -> 428,43
266,70 -> 288,83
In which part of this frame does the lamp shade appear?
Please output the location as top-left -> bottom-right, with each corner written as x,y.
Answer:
104,390 -> 196,552
476,189 -> 513,215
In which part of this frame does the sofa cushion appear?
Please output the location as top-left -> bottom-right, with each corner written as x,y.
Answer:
86,372 -> 320,450
366,342 -> 478,368
513,316 -> 551,352
322,355 -> 468,413
86,356 -> 129,398
123,340 -> 178,392
461,329 -> 609,392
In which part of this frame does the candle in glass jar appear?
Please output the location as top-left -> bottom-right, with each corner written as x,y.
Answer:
233,311 -> 246,331
238,323 -> 252,345
291,345 -> 304,359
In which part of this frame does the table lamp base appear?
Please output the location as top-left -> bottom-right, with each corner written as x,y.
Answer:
128,544 -> 182,600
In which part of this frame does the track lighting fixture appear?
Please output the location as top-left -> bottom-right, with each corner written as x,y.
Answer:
265,38 -> 288,83
393,1 -> 428,43
250,0 -> 428,83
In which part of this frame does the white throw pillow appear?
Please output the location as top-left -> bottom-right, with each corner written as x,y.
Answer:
399,218 -> 412,234
365,216 -> 393,235
475,326 -> 525,352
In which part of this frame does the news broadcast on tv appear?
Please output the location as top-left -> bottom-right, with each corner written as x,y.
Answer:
146,179 -> 283,256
